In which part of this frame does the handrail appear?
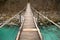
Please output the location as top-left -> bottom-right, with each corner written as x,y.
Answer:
16,17 -> 25,40
31,7 -> 60,28
32,8 -> 42,40
33,17 -> 42,40
0,7 -> 26,28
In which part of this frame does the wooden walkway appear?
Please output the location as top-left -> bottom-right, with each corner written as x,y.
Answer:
19,3 -> 41,40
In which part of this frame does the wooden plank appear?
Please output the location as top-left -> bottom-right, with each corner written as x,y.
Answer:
20,31 -> 40,40
23,28 -> 37,31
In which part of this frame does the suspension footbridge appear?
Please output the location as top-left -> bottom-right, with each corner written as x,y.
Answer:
0,3 -> 60,40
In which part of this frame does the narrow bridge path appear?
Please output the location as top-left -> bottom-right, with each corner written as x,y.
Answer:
20,3 -> 40,40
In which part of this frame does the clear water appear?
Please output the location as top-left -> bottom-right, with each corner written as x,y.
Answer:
39,25 -> 60,40
0,25 -> 19,40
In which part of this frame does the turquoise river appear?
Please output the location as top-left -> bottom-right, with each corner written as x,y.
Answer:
0,25 -> 19,40
39,25 -> 60,40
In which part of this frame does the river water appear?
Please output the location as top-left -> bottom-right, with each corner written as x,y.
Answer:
0,25 -> 19,40
39,25 -> 60,40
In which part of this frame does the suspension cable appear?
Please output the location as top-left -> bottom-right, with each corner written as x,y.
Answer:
31,7 -> 60,28
0,7 -> 26,28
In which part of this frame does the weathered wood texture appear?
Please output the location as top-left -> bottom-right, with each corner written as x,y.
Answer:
19,3 -> 40,40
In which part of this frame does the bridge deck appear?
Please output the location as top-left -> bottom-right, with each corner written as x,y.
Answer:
19,3 -> 40,40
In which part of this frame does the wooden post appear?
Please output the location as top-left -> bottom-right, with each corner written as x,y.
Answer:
37,13 -> 40,26
19,14 -> 21,26
20,14 -> 21,26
